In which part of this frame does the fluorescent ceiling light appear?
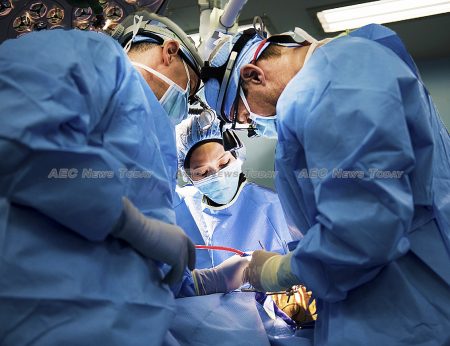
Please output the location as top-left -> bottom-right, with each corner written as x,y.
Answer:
317,0 -> 450,33
189,24 -> 255,47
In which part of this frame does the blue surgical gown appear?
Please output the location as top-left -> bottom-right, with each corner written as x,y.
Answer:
0,30 -> 179,345
175,181 -> 293,268
172,181 -> 294,297
275,24 -> 450,345
173,182 -> 313,346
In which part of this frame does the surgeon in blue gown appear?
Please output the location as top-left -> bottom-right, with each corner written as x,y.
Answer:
174,115 -> 294,269
168,115 -> 315,346
203,24 -> 450,345
0,11 -> 202,345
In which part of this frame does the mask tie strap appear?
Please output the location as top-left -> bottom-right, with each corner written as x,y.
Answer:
131,61 -> 174,86
239,87 -> 276,120
181,59 -> 191,93
124,15 -> 144,53
239,87 -> 252,114
131,61 -> 190,95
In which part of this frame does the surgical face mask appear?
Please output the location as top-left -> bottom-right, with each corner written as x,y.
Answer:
240,88 -> 277,139
131,60 -> 191,126
192,159 -> 242,205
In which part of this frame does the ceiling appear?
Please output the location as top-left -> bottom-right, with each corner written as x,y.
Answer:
1,0 -> 448,60
166,0 -> 450,61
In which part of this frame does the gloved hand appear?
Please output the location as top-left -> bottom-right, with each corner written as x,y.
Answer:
243,250 -> 299,292
192,255 -> 251,295
112,197 -> 196,285
243,250 -> 279,291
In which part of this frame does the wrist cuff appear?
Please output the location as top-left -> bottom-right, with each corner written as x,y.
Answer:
261,253 -> 299,292
192,268 -> 221,295
192,270 -> 201,296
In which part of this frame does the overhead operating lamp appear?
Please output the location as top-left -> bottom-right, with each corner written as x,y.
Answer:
0,0 -> 169,44
317,0 -> 450,33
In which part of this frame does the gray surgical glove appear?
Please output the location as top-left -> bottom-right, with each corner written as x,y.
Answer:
192,255 -> 251,295
112,197 -> 196,285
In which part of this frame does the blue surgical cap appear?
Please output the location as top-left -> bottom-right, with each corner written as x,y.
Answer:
204,33 -> 265,121
176,115 -> 223,170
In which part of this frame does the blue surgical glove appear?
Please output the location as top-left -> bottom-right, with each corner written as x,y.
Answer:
112,197 -> 196,285
192,255 -> 251,295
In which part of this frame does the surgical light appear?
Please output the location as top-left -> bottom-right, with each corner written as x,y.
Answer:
0,0 -> 167,44
317,0 -> 450,33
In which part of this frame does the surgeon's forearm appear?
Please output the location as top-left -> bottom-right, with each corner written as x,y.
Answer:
260,253 -> 300,292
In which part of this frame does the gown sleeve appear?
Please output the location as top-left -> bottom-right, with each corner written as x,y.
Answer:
0,31 -> 158,241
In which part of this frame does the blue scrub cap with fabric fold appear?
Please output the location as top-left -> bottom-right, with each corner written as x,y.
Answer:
176,115 -> 223,170
204,33 -> 265,121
